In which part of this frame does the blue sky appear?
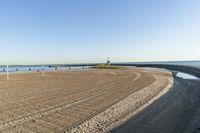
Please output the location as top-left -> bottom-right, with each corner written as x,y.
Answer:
0,0 -> 199,64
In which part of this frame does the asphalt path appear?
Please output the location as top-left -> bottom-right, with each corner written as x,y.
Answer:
111,72 -> 200,133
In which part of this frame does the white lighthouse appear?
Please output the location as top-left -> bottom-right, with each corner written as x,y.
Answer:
106,57 -> 111,65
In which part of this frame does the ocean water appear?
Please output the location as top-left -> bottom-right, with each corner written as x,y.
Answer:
123,61 -> 200,67
0,65 -> 89,72
154,61 -> 200,67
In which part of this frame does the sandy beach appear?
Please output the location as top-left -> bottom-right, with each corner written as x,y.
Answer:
0,68 -> 173,133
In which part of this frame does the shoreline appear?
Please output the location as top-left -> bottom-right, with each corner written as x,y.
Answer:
0,65 -> 199,132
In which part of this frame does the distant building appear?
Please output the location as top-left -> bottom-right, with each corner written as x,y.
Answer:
107,57 -> 111,65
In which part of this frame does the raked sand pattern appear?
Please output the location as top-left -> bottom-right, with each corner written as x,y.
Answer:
0,68 -> 173,133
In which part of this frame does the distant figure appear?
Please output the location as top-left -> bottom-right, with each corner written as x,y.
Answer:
16,68 -> 18,71
69,66 -> 71,70
29,68 -> 31,71
107,57 -> 111,65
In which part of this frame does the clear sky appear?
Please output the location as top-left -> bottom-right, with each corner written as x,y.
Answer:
0,0 -> 200,65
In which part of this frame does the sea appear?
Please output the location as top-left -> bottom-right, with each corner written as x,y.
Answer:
0,65 -> 89,73
126,61 -> 200,67
0,61 -> 199,73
